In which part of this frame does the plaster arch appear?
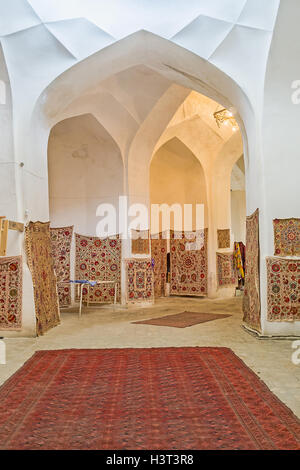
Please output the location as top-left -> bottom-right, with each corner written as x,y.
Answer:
10,30 -> 265,336
150,135 -> 209,232
29,31 -> 255,197
47,113 -> 124,236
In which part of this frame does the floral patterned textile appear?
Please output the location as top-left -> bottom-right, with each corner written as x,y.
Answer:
243,209 -> 261,332
75,233 -> 121,304
50,226 -> 73,308
151,233 -> 167,298
216,252 -> 238,287
125,259 -> 154,303
131,229 -> 150,255
170,229 -> 208,297
217,229 -> 230,249
267,257 -> 300,322
25,222 -> 60,336
0,256 -> 22,330
273,218 -> 300,256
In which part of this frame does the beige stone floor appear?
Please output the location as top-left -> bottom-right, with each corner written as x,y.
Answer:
1,296 -> 300,418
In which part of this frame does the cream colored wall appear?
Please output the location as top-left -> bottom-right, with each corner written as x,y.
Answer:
150,137 -> 207,233
231,190 -> 246,244
48,114 -> 123,236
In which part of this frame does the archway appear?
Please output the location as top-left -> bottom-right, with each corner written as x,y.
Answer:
22,31 -> 262,335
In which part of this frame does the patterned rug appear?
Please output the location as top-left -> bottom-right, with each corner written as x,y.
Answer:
267,257 -> 300,322
50,226 -> 73,308
75,233 -> 121,304
151,233 -> 167,297
131,229 -> 150,255
125,259 -> 154,303
133,311 -> 231,328
273,218 -> 300,256
170,229 -> 208,297
216,252 -> 237,287
217,229 -> 230,249
0,256 -> 22,330
0,348 -> 299,450
243,209 -> 261,332
25,222 -> 60,336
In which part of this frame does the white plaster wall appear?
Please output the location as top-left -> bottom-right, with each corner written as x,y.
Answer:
260,0 -> 300,336
48,114 -> 123,236
3,0 -> 298,336
150,137 -> 207,232
231,190 -> 246,244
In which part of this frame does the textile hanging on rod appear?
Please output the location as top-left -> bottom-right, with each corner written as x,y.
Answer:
50,226 -> 73,307
170,229 -> 208,297
234,242 -> 245,280
25,221 -> 60,336
151,232 -> 167,298
267,256 -> 300,322
0,256 -> 22,330
216,252 -> 238,287
75,233 -> 121,304
217,229 -> 230,249
125,258 -> 154,303
273,218 -> 300,256
131,229 -> 150,255
242,209 -> 261,332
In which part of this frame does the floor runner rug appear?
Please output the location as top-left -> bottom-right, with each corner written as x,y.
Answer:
0,348 -> 299,450
133,311 -> 231,328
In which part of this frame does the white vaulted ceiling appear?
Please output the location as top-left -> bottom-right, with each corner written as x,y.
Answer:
0,0 -> 280,109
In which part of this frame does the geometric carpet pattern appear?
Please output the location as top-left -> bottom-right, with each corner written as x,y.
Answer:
0,348 -> 299,450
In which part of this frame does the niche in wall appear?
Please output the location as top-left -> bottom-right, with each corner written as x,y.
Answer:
48,113 -> 123,236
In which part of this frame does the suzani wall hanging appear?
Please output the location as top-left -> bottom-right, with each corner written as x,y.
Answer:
170,229 -> 208,297
25,221 -> 60,336
273,218 -> 300,256
131,229 -> 150,255
217,229 -> 231,249
75,233 -> 121,304
125,259 -> 154,303
267,257 -> 300,322
50,226 -> 73,308
151,233 -> 167,298
243,209 -> 261,332
216,252 -> 238,288
0,256 -> 22,330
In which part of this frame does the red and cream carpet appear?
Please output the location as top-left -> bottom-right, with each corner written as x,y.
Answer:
133,311 -> 231,328
0,347 -> 299,450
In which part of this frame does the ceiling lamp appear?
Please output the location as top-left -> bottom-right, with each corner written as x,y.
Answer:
213,108 -> 238,131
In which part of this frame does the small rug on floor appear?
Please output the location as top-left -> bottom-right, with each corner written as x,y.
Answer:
132,311 -> 231,328
0,348 -> 299,450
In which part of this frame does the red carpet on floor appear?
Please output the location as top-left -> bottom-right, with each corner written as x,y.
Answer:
0,347 -> 299,450
132,311 -> 231,328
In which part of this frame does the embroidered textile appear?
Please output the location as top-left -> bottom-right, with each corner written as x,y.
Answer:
75,233 -> 121,304
25,222 -> 60,336
234,242 -> 245,279
125,259 -> 154,303
216,252 -> 237,287
151,233 -> 167,297
243,209 -> 261,332
273,218 -> 300,256
170,229 -> 208,297
267,257 -> 300,322
131,229 -> 150,255
50,226 -> 73,307
217,229 -> 230,249
0,256 -> 22,330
